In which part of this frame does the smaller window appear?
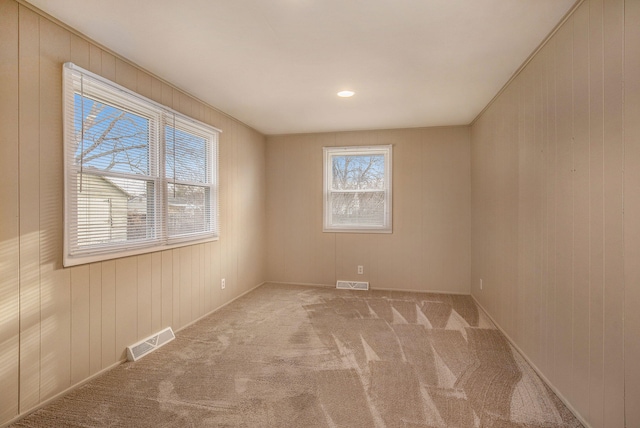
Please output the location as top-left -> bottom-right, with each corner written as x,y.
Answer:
323,145 -> 392,233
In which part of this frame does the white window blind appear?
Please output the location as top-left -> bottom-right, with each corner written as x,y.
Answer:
165,115 -> 218,241
63,62 -> 219,267
323,145 -> 392,233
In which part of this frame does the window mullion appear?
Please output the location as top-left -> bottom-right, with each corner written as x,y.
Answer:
157,113 -> 166,244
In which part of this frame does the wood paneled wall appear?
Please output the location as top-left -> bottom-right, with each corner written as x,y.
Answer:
470,0 -> 639,426
0,1 -> 267,425
266,127 -> 471,293
3,0 -> 638,426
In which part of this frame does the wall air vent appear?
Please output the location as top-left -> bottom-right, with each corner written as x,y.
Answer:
126,327 -> 175,362
336,281 -> 369,291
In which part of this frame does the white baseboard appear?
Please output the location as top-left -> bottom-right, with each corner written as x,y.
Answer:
265,280 -> 471,296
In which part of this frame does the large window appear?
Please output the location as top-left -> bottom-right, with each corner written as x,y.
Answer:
63,63 -> 219,267
323,145 -> 392,233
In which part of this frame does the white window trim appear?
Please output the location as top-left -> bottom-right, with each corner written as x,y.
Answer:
63,62 -> 220,267
323,145 -> 393,233
164,114 -> 219,245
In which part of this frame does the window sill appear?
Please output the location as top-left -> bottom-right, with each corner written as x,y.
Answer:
63,235 -> 219,267
323,227 -> 392,234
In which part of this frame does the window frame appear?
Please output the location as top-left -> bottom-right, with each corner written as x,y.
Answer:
323,145 -> 393,233
63,62 -> 220,267
164,114 -> 218,244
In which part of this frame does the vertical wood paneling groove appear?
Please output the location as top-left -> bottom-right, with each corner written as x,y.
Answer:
17,3 -> 41,413
587,1 -> 605,424
601,0 -> 625,425
88,44 -> 100,74
179,246 -> 192,328
161,250 -> 173,329
471,1 -> 635,426
151,252 -> 162,333
38,16 -> 72,401
554,17 -> 574,398
115,258 -> 138,360
550,37 -> 558,388
68,31 -> 92,389
69,34 -> 89,69
172,250 -> 181,330
88,263 -> 102,375
70,265 -> 90,384
534,52 -> 544,367
0,0 -> 20,421
137,254 -> 153,339
541,45 -> 551,377
203,244 -> 211,314
101,260 -> 116,369
571,4 -> 591,418
623,1 -> 640,426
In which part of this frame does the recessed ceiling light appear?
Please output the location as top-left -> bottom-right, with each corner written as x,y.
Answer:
337,90 -> 355,98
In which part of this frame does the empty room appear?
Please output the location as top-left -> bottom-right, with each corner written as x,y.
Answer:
1,0 -> 638,427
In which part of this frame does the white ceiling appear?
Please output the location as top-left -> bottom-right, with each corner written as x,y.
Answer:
28,0 -> 576,135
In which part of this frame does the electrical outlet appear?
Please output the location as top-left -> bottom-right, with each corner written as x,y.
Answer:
480,279 -> 483,290
357,265 -> 364,275
221,278 -> 226,290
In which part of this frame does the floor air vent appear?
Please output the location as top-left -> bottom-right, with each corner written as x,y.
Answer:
336,281 -> 369,291
126,327 -> 175,361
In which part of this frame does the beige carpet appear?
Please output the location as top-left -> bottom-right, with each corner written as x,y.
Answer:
13,283 -> 582,427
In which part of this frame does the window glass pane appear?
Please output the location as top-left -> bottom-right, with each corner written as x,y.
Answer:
74,94 -> 150,175
165,125 -> 207,183
331,154 -> 385,190
167,183 -> 210,236
76,173 -> 155,247
330,191 -> 385,226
